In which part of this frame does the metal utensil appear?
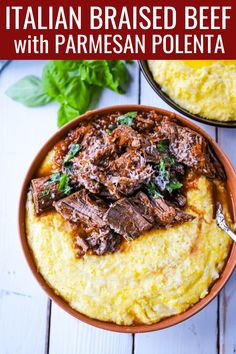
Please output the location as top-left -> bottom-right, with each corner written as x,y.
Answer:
216,203 -> 236,242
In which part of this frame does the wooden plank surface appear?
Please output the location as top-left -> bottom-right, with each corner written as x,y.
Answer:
0,60 -> 54,354
0,61 -> 235,354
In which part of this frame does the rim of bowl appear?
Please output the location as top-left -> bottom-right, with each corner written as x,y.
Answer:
139,60 -> 236,129
19,104 -> 236,333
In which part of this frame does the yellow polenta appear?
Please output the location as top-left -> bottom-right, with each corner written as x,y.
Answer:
26,175 -> 232,325
148,60 -> 236,121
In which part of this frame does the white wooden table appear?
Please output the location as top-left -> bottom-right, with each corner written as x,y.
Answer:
0,60 -> 235,354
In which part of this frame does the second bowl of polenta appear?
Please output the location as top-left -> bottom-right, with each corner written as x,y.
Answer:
147,60 -> 236,125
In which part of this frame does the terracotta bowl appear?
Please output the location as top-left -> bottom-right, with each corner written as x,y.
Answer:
19,105 -> 236,333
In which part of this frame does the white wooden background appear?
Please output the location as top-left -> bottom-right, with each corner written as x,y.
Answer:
0,61 -> 235,354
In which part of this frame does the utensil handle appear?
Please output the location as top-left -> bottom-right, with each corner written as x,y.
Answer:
225,228 -> 236,242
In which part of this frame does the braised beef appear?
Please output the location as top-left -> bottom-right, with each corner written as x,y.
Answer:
142,139 -> 160,163
104,198 -> 152,240
109,125 -> 142,150
158,118 -> 225,180
129,191 -> 155,224
87,228 -> 122,255
173,194 -> 187,208
108,150 -> 153,197
75,236 -> 89,258
151,197 -> 194,226
31,109 -> 225,257
54,125 -> 92,169
31,176 -> 66,215
129,191 -> 193,227
53,189 -> 108,227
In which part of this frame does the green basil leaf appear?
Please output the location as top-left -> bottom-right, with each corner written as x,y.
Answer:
57,104 -> 80,128
5,75 -> 52,107
64,143 -> 81,163
42,61 -> 69,99
159,158 -> 169,180
58,174 -> 72,195
53,60 -> 82,72
167,156 -> 176,166
157,141 -> 169,153
147,182 -> 163,199
45,172 -> 61,185
79,60 -> 112,87
167,180 -> 183,193
107,60 -> 130,93
63,77 -> 92,112
79,60 -> 130,94
117,111 -> 137,126
41,189 -> 50,197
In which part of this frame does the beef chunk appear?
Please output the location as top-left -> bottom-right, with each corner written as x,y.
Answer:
129,191 -> 155,224
73,138 -> 117,194
53,189 -> 108,227
31,176 -> 66,215
54,125 -> 92,169
75,236 -> 89,258
104,198 -> 152,240
207,145 -> 226,180
151,197 -> 194,226
105,193 -> 193,239
109,125 -> 142,149
173,194 -> 187,208
75,228 -> 121,257
142,139 -> 160,163
158,118 -> 225,179
108,150 -> 153,197
134,110 -> 162,132
130,191 -> 193,227
87,228 -> 122,255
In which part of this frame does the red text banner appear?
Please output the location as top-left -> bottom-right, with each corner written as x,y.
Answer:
0,0 -> 235,59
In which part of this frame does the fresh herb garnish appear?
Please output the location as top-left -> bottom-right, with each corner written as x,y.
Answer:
106,124 -> 117,134
159,159 -> 168,180
63,161 -> 74,174
45,172 -> 61,185
58,174 -> 72,195
157,141 -> 169,153
64,144 -> 81,163
6,60 -> 132,127
147,182 -> 163,198
167,156 -> 176,166
41,189 -> 50,197
117,112 -> 137,126
167,180 -> 183,193
108,124 -> 117,131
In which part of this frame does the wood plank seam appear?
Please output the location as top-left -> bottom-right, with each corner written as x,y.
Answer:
44,299 -> 52,354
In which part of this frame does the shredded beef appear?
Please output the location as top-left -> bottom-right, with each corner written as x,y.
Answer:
158,117 -> 225,179
109,125 -> 142,149
31,176 -> 66,215
31,109 -> 225,257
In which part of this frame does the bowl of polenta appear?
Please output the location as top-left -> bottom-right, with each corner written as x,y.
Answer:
19,105 -> 236,333
140,60 -> 236,127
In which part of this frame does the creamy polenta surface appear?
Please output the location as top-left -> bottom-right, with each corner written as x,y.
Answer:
148,60 -> 236,121
26,176 -> 232,325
